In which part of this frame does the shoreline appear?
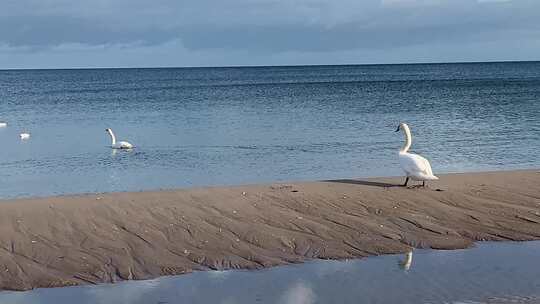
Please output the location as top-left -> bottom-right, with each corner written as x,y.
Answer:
3,167 -> 534,201
1,169 -> 539,291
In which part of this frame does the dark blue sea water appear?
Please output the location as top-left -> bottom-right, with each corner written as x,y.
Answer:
1,62 -> 539,198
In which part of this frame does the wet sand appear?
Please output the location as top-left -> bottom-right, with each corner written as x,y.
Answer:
3,241 -> 540,304
0,170 -> 539,291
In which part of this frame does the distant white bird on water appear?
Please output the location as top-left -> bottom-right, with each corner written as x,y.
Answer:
106,128 -> 133,149
20,132 -> 30,140
395,123 -> 438,187
0,122 -> 7,128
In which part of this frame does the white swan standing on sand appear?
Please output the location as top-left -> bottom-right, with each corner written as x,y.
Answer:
396,122 -> 438,187
106,128 -> 133,149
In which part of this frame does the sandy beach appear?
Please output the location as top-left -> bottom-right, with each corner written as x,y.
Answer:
0,169 -> 539,291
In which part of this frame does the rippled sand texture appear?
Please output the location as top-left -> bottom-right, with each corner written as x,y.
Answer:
0,170 -> 539,290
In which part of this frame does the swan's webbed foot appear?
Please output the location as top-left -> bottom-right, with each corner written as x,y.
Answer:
407,181 -> 429,189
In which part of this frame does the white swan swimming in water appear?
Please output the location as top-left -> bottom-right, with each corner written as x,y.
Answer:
106,128 -> 133,149
0,122 -> 7,128
20,132 -> 30,140
396,123 -> 438,187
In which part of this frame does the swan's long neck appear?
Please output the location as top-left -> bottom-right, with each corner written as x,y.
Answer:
108,130 -> 116,146
400,125 -> 412,153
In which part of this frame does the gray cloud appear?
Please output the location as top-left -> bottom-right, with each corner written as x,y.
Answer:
0,16 -> 178,48
1,0 -> 539,68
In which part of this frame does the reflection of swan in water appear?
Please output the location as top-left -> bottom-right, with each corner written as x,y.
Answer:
398,251 -> 413,271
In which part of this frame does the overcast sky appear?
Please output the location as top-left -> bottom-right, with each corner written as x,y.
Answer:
1,0 -> 539,69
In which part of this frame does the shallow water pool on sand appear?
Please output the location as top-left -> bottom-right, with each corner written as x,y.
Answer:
1,241 -> 539,304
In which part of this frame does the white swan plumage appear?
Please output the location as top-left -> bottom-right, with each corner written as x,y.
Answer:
0,122 -> 7,128
106,128 -> 133,149
20,132 -> 30,139
396,123 -> 438,187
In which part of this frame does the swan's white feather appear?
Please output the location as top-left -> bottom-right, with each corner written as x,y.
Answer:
396,122 -> 438,182
399,152 -> 438,181
106,128 -> 133,149
114,141 -> 133,149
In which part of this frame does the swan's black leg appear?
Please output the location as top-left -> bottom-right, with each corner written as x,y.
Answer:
403,177 -> 409,187
422,181 -> 426,187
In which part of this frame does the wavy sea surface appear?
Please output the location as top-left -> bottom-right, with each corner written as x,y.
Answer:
1,62 -> 539,198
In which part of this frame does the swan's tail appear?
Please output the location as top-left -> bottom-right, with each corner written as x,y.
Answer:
426,175 -> 439,180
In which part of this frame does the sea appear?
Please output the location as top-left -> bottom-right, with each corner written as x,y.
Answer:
1,62 -> 539,199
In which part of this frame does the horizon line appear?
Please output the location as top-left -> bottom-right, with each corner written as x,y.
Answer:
1,59 -> 539,72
